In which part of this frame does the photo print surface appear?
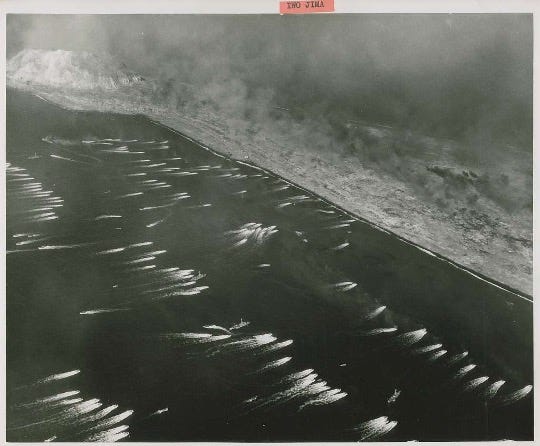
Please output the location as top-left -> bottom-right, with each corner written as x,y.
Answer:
5,13 -> 533,442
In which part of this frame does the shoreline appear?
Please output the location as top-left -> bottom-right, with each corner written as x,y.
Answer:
151,117 -> 532,302
7,83 -> 532,297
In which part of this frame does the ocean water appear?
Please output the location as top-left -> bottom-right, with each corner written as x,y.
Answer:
6,89 -> 533,442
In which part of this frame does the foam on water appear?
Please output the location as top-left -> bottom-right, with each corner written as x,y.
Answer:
80,308 -> 130,315
5,114 -> 533,441
463,376 -> 489,391
497,385 -> 533,406
453,364 -> 476,379
352,416 -> 398,441
255,356 -> 292,373
393,329 -> 428,347
411,343 -> 443,355
331,241 -> 350,250
37,370 -> 80,384
484,380 -> 506,399
360,327 -> 398,336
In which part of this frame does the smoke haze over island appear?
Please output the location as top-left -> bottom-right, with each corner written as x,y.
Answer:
7,14 -> 532,152
5,11 -> 536,443
5,13 -> 534,300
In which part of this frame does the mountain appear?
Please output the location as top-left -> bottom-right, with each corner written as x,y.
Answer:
7,49 -> 146,90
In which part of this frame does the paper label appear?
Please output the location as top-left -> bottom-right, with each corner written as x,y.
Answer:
279,0 -> 335,14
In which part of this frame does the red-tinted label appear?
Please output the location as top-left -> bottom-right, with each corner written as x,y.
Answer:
279,0 -> 334,14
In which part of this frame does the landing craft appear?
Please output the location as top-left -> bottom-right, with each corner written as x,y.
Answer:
360,327 -> 398,336
84,426 -> 129,443
411,343 -> 443,355
257,339 -> 294,355
203,325 -> 232,335
277,369 -> 316,385
363,305 -> 387,320
42,136 -> 76,146
333,281 -> 357,292
387,389 -> 401,404
19,390 -> 81,407
91,409 -> 134,431
255,356 -> 292,373
122,256 -> 156,265
393,328 -> 428,347
327,223 -> 350,229
299,389 -> 347,410
146,219 -> 164,228
331,241 -> 350,250
230,318 -> 250,331
94,214 -> 122,220
496,385 -> 533,406
38,370 -> 81,384
80,308 -> 129,315
150,408 -> 168,417
447,351 -> 469,365
77,404 -> 121,428
427,349 -> 447,362
484,380 -> 505,399
352,416 -> 399,441
154,285 -> 209,298
232,238 -> 248,248
96,247 -> 126,255
463,376 -> 489,391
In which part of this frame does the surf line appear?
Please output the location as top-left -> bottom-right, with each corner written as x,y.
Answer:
22,91 -> 530,304
147,117 -> 532,304
32,92 -> 72,111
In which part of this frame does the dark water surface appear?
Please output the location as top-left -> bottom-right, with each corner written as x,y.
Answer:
6,89 -> 533,442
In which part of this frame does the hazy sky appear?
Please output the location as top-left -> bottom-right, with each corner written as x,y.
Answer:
7,14 -> 533,147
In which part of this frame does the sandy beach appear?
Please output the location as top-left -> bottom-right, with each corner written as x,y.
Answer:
6,79 -> 532,296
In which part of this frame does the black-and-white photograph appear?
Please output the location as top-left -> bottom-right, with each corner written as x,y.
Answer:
3,4 -> 535,443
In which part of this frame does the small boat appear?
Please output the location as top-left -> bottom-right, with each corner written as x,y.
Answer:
230,318 -> 250,331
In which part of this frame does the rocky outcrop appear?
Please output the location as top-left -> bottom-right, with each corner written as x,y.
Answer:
7,49 -> 146,90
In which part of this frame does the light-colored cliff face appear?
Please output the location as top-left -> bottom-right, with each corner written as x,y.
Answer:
7,49 -> 146,90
